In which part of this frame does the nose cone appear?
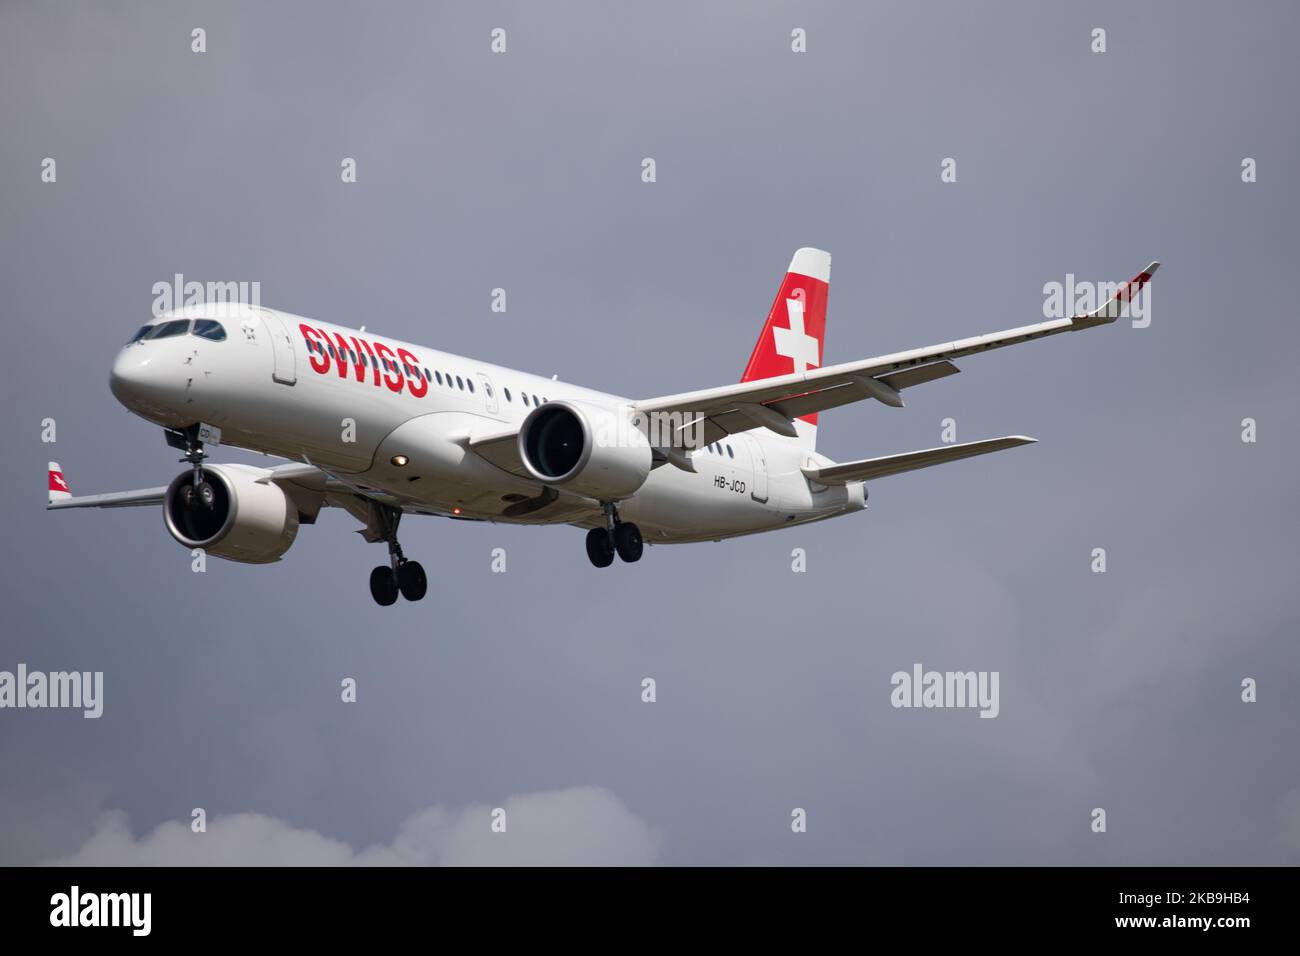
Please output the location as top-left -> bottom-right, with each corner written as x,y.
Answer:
110,347 -> 182,422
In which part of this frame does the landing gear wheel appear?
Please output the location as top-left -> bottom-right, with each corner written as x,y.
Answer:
586,528 -> 615,568
178,479 -> 216,510
196,480 -> 216,510
613,522 -> 643,563
397,561 -> 427,601
369,566 -> 399,606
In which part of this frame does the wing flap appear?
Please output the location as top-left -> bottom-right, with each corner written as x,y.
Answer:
682,360 -> 963,444
767,359 -> 961,421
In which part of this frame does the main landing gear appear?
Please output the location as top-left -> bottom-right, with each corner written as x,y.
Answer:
368,504 -> 427,606
585,501 -> 643,568
164,425 -> 215,511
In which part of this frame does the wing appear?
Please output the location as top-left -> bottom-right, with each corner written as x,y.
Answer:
45,460 -> 341,511
460,425 -> 527,478
45,462 -> 166,509
47,453 -> 590,534
633,262 -> 1159,447
802,436 -> 1036,485
45,487 -> 168,509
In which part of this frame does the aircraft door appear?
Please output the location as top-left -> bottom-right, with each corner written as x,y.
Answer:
258,309 -> 297,385
478,373 -> 499,414
742,433 -> 769,503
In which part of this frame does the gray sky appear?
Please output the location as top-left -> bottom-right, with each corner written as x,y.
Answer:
2,0 -> 1298,865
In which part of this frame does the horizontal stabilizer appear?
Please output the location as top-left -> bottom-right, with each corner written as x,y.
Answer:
802,436 -> 1037,485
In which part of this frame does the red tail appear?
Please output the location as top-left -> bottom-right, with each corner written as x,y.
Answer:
740,248 -> 831,428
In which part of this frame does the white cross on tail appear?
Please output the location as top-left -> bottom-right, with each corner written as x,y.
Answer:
772,296 -> 820,374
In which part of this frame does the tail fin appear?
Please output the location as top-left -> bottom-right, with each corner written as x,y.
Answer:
48,462 -> 71,505
740,247 -> 831,449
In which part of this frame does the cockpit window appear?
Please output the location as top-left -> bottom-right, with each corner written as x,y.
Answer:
147,319 -> 191,340
192,319 -> 227,341
128,325 -> 152,344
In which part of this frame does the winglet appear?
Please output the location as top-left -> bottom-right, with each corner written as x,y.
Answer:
47,462 -> 71,506
1075,261 -> 1161,325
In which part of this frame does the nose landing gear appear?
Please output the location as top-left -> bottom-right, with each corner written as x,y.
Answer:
368,503 -> 427,606
586,501 -> 643,568
164,424 -> 216,511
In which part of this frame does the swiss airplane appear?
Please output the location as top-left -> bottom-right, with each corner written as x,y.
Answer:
48,249 -> 1158,606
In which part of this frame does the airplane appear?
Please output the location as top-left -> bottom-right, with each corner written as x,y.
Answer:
47,248 -> 1159,606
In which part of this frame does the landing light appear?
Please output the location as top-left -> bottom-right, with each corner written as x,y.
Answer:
390,455 -> 409,467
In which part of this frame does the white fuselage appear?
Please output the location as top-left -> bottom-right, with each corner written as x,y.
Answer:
108,305 -> 865,544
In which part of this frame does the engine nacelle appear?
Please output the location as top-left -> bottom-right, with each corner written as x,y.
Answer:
518,400 -> 651,500
163,464 -> 299,564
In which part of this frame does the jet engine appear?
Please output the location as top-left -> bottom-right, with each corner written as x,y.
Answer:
518,400 -> 651,500
163,463 -> 299,564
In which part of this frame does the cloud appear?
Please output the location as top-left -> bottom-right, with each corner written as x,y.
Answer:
47,787 -> 660,867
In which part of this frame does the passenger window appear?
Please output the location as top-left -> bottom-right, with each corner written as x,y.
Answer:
727,445 -> 734,458
522,393 -> 531,407
484,384 -> 492,397
434,371 -> 442,385
504,388 -> 512,402
468,379 -> 475,393
456,376 -> 464,390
